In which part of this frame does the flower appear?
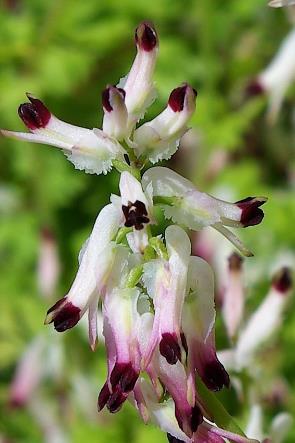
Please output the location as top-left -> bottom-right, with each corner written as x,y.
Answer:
37,227 -> 60,299
142,167 -> 267,256
1,22 -> 198,174
221,253 -> 245,341
218,267 -> 293,372
246,403 -> 293,443
268,0 -> 295,7
246,28 -> 295,123
44,203 -> 125,349
133,84 -> 197,163
1,94 -> 125,175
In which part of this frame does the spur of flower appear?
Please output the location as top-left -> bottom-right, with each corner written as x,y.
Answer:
1,20 -> 268,443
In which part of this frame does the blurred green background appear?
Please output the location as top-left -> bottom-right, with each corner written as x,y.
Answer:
0,0 -> 294,442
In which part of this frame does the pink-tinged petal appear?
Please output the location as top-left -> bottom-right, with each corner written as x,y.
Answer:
118,22 -> 158,132
154,355 -> 203,437
235,267 -> 292,369
222,253 -> 245,340
9,336 -> 45,408
137,378 -> 191,442
142,226 -> 190,367
202,421 -> 259,443
99,287 -> 141,413
102,85 -> 128,140
37,227 -> 60,299
134,84 -> 197,163
183,257 -> 229,391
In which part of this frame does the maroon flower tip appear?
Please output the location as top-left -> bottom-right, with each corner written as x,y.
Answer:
107,387 -> 128,413
272,267 -> 292,294
102,85 -> 126,112
159,333 -> 181,365
203,359 -> 230,391
228,252 -> 243,271
190,404 -> 203,433
122,200 -> 149,230
110,362 -> 139,393
97,382 -> 111,411
9,396 -> 26,409
168,84 -> 197,112
135,22 -> 158,52
245,80 -> 265,98
41,226 -> 55,242
18,94 -> 51,130
167,434 -> 186,443
236,196 -> 267,227
45,297 -> 81,332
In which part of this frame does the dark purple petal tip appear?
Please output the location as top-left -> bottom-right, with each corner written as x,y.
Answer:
159,333 -> 181,365
245,80 -> 265,97
168,84 -> 197,112
107,387 -> 128,413
45,297 -> 81,332
18,94 -> 51,130
135,22 -> 158,51
190,404 -> 203,432
202,359 -> 230,391
272,267 -> 292,294
110,362 -> 139,393
97,382 -> 111,411
102,85 -> 126,112
236,196 -> 267,227
122,200 -> 149,230
228,252 -> 243,271
167,434 -> 186,443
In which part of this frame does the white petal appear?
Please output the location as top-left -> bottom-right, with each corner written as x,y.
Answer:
270,413 -> 293,443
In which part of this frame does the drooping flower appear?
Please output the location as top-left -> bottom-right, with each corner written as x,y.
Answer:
246,28 -> 295,123
142,225 -> 191,367
182,256 -> 229,394
142,167 -> 267,256
234,267 -> 292,369
218,267 -> 293,372
98,287 -> 142,414
44,203 -> 125,349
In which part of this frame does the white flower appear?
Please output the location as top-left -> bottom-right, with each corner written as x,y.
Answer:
133,84 -> 197,163
142,167 -> 267,256
1,94 -> 124,175
247,28 -> 295,123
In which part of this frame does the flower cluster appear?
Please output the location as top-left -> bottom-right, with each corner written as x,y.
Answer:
1,22 -> 268,443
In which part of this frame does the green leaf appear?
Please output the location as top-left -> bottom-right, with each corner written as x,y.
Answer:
196,376 -> 246,437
